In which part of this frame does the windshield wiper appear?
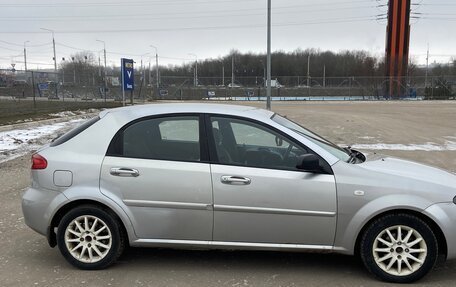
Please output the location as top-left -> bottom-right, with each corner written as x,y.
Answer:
344,146 -> 358,163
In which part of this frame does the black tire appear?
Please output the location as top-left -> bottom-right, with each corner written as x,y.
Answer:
360,213 -> 438,283
57,205 -> 125,270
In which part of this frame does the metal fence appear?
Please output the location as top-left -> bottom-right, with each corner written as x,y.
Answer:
1,68 -> 455,102
158,75 -> 455,100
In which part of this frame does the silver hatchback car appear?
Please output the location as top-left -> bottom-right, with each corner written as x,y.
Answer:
22,103 -> 456,283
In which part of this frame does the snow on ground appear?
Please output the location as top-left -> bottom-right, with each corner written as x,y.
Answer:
8,109 -> 100,125
48,109 -> 99,119
349,139 -> 456,151
48,111 -> 78,117
0,118 -> 88,164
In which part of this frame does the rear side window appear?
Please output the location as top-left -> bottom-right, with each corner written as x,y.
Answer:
108,116 -> 201,162
50,116 -> 100,147
159,119 -> 199,142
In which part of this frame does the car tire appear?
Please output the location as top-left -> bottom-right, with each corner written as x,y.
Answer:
360,213 -> 438,283
57,205 -> 125,270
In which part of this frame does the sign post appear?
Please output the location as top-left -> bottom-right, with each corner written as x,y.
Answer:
121,58 -> 134,106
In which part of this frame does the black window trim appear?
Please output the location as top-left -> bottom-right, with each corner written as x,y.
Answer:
50,116 -> 100,147
106,113 -> 210,164
204,113 -> 333,175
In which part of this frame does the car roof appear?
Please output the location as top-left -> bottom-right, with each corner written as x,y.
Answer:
100,103 -> 274,121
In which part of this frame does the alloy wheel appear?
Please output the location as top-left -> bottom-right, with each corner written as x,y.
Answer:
372,225 -> 427,276
64,215 -> 112,263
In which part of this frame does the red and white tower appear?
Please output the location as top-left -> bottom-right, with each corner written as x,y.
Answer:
385,0 -> 411,98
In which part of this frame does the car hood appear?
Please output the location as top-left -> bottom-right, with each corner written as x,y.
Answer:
360,154 -> 456,189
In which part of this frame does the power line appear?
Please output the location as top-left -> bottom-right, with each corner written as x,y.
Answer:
418,17 -> 456,20
413,53 -> 456,57
0,53 -> 22,59
0,0 -> 258,7
415,3 -> 456,6
55,42 -> 194,60
0,17 -> 379,34
12,60 -> 55,66
0,0 -> 372,8
56,42 -> 97,53
0,45 -> 21,52
0,40 -> 52,47
413,13 -> 456,16
0,3 -> 377,20
0,6 -> 377,22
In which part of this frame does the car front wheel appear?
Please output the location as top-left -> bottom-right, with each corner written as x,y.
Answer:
57,205 -> 125,269
360,213 -> 438,283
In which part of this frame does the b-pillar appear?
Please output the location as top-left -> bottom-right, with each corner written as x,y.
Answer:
385,0 -> 411,99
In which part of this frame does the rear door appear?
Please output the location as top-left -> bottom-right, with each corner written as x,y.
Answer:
100,114 -> 213,241
208,115 -> 337,246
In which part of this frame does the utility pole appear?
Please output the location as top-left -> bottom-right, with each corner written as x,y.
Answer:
61,57 -> 65,84
222,62 -> 225,86
40,28 -> 58,99
72,57 -> 76,84
323,64 -> 326,88
31,71 -> 36,109
425,43 -> 429,88
263,62 -> 266,86
140,52 -> 150,98
188,53 -> 198,87
260,60 -> 266,86
23,41 -> 29,72
307,54 -> 311,87
266,0 -> 272,110
148,60 -> 151,87
97,39 -> 107,102
103,49 -> 107,100
231,54 -> 235,87
150,45 -> 159,89
98,53 -> 101,76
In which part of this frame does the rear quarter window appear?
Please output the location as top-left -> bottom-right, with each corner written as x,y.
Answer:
50,116 -> 100,147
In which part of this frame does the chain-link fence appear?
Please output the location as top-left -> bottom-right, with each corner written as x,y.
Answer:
0,68 -> 125,123
1,69 -> 455,103
158,74 -> 455,101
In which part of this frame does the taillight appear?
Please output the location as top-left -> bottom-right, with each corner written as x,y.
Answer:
32,154 -> 48,170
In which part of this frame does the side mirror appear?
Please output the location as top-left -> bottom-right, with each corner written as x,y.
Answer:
296,154 -> 321,173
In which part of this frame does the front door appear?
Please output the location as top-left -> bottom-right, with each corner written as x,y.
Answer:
208,115 -> 337,245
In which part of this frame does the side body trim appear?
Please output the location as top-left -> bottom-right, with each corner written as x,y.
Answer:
214,204 -> 336,217
123,199 -> 211,210
132,238 -> 345,252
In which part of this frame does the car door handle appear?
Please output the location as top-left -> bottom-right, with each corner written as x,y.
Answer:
110,167 -> 140,177
221,175 -> 251,185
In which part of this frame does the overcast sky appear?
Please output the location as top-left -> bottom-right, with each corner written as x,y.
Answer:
0,0 -> 454,70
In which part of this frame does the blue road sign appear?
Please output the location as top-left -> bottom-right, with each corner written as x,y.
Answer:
38,83 -> 49,91
121,58 -> 134,91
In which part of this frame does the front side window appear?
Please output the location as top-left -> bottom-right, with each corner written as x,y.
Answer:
112,116 -> 200,161
210,116 -> 311,171
272,114 -> 350,162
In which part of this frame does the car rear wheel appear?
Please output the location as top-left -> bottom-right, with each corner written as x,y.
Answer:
360,213 -> 438,283
57,205 -> 125,269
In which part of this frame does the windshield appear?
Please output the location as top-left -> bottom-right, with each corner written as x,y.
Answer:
272,114 -> 350,162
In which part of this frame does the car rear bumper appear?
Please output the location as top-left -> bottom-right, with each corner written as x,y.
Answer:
424,202 -> 456,260
22,187 -> 68,237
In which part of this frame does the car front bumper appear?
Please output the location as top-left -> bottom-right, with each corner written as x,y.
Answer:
424,202 -> 456,260
22,187 -> 68,237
